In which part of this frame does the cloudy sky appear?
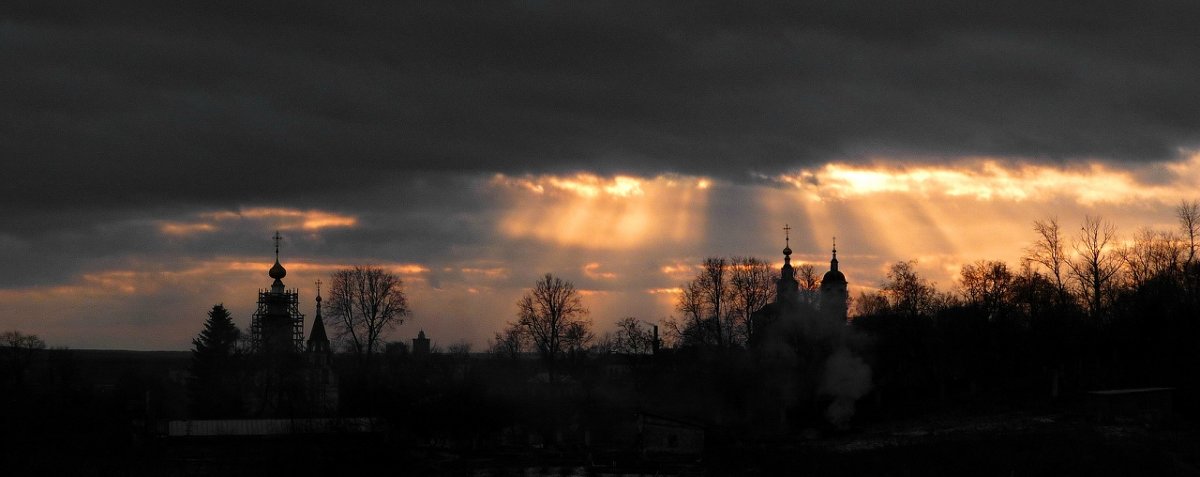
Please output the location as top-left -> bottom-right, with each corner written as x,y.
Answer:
3,1 -> 1199,350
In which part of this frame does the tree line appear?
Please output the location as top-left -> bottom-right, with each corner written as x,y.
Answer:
183,199 -> 1200,418
850,200 -> 1200,414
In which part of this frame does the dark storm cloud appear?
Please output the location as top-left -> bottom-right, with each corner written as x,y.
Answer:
4,0 -> 1200,212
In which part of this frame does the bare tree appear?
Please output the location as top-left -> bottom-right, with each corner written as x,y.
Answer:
447,340 -> 472,357
796,263 -> 820,305
490,327 -> 527,360
881,260 -> 938,317
1010,263 -> 1060,319
675,278 -> 710,345
326,266 -> 410,362
1068,215 -> 1121,318
729,256 -> 774,345
1120,228 -> 1183,288
851,291 -> 889,317
563,321 -> 594,355
659,316 -> 685,349
698,257 -> 731,347
1179,199 -> 1199,268
958,260 -> 1014,319
0,330 -> 46,388
1179,200 -> 1200,301
515,273 -> 590,380
1024,216 -> 1069,299
612,317 -> 655,354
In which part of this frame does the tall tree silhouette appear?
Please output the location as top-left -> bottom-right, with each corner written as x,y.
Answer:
1025,216 -> 1070,302
796,263 -> 820,305
1179,200 -> 1199,268
1069,215 -> 1121,318
327,266 -> 410,363
698,257 -> 731,347
514,273 -> 590,381
675,277 -> 712,346
188,304 -> 244,418
729,256 -> 774,345
958,260 -> 1014,319
673,256 -> 770,348
1178,200 -> 1200,303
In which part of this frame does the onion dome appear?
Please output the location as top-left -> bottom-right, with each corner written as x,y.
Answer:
822,242 -> 847,283
268,230 -> 287,280
822,268 -> 846,283
269,258 -> 287,279
782,224 -> 794,263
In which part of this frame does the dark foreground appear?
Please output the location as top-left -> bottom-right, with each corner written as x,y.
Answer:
12,410 -> 1200,476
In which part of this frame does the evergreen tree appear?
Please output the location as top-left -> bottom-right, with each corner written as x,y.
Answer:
188,304 -> 244,418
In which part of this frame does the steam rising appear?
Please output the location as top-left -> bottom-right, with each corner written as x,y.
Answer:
759,297 -> 874,426
819,347 -> 873,425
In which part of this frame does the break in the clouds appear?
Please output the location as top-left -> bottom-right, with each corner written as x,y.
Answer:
4,2 -> 1200,349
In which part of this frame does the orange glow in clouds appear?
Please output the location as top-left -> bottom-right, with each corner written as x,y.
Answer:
10,155 -> 1200,350
761,154 -> 1200,294
492,173 -> 711,249
159,207 -> 358,236
775,155 -> 1200,205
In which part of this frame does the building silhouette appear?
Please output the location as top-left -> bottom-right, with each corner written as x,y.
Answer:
819,240 -> 849,322
244,232 -> 338,416
306,282 -> 331,357
251,231 -> 304,355
751,227 -> 850,346
305,280 -> 338,413
412,330 -> 431,356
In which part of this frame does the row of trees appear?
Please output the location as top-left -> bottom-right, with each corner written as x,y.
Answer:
856,200 -> 1200,321
849,200 -> 1200,413
187,199 -> 1200,416
0,330 -> 46,390
481,199 -> 1200,418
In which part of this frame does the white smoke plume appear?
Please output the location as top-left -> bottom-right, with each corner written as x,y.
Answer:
819,346 -> 873,425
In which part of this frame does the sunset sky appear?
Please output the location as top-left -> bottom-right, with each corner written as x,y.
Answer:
2,2 -> 1199,350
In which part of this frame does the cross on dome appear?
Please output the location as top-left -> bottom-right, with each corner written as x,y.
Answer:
782,223 -> 792,257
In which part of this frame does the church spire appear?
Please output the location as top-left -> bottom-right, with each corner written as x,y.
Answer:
776,223 -> 798,303
830,236 -> 839,272
782,223 -> 793,265
307,279 -> 330,355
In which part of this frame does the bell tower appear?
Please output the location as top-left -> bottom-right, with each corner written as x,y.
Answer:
819,237 -> 849,322
776,224 -> 799,303
251,231 -> 305,354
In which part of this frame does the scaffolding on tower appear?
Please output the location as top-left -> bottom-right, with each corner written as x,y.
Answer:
250,287 -> 306,354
